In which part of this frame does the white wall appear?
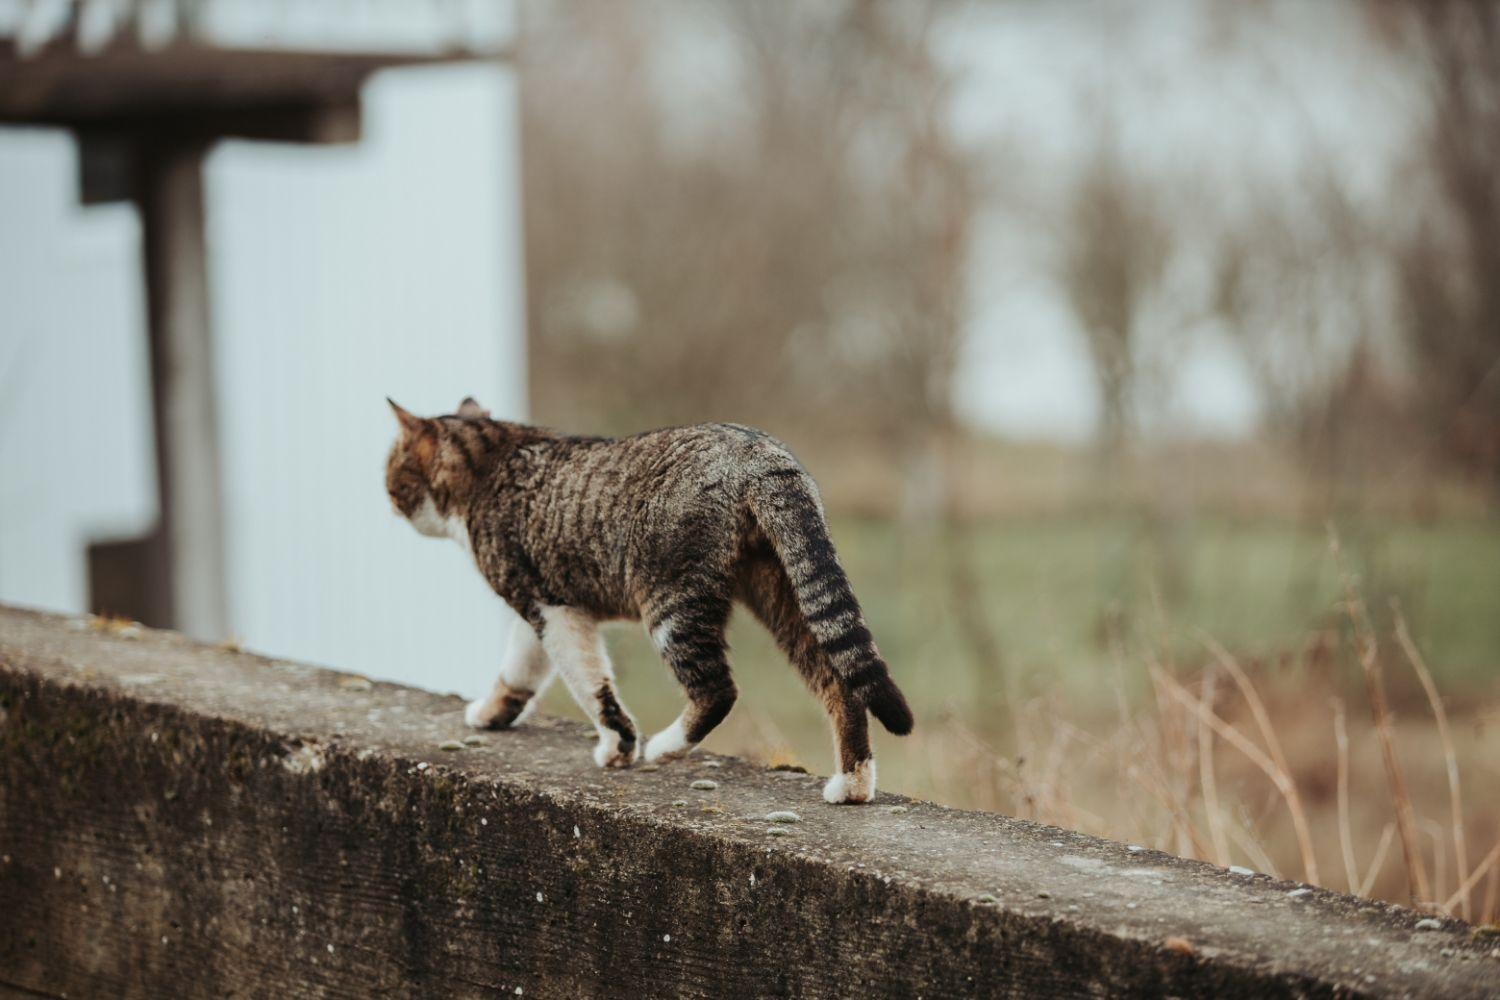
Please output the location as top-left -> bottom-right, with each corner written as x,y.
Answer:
0,61 -> 529,700
209,62 -> 529,696
0,133 -> 157,613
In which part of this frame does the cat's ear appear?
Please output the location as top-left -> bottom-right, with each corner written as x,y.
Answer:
387,398 -> 427,436
388,398 -> 437,470
457,396 -> 490,420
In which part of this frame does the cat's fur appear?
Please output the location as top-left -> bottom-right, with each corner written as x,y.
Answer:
385,397 -> 913,803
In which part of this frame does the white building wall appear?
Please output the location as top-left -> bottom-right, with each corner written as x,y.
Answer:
0,133 -> 158,614
0,61 -> 529,700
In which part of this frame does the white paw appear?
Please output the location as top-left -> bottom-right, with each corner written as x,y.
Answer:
643,718 -> 693,763
823,760 -> 876,804
593,731 -> 637,768
465,698 -> 494,729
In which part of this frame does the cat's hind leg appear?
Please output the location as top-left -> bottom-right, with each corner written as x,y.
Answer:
642,595 -> 737,762
466,617 -> 553,729
819,685 -> 874,804
737,549 -> 876,803
537,605 -> 639,767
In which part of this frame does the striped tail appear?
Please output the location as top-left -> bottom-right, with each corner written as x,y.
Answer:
747,471 -> 914,735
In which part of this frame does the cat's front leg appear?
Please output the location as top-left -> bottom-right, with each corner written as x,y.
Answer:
537,605 -> 639,767
466,618 -> 553,729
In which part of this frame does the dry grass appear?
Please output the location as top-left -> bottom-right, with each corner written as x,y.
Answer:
860,618 -> 1495,923
717,566 -> 1500,925
1393,599 -> 1470,918
1333,531 -> 1433,907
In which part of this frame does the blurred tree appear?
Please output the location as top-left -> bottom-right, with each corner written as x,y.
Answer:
1388,0 -> 1500,487
1056,137 -> 1171,477
517,0 -> 974,517
1227,0 -> 1500,499
1210,168 -> 1407,506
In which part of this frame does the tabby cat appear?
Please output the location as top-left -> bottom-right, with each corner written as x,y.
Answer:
385,397 -> 913,803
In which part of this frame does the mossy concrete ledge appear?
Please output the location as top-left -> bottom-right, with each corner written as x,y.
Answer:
0,606 -> 1493,998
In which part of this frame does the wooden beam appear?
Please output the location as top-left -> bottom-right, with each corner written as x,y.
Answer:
74,99 -> 363,204
0,43 -> 501,133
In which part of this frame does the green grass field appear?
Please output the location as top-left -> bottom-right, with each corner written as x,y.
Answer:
541,512 -> 1500,781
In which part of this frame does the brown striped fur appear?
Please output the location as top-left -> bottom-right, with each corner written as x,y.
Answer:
386,398 -> 912,802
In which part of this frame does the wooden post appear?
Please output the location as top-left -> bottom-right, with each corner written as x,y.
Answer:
132,141 -> 228,641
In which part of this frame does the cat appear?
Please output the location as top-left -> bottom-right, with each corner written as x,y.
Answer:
385,397 -> 913,803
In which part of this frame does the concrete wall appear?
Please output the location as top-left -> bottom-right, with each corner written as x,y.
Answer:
1,605 -> 1493,999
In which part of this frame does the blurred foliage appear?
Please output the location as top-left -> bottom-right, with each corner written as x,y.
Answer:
1058,137 -> 1172,473
519,0 -> 972,517
1391,1 -> 1500,486
519,0 -> 1500,513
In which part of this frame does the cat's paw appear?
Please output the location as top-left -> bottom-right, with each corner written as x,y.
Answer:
466,693 -> 535,730
822,760 -> 876,804
643,719 -> 694,763
593,732 -> 638,768
464,698 -> 496,729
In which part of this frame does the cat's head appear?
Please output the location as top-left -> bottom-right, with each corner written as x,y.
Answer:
385,397 -> 492,538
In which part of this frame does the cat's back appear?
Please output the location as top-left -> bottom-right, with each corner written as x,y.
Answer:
604,421 -> 801,486
509,422 -> 809,613
533,421 -> 801,516
518,421 -> 807,518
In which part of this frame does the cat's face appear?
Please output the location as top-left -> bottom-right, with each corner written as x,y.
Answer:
386,397 -> 491,539
385,399 -> 443,535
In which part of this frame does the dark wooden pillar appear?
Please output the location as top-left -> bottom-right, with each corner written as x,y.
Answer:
129,141 -> 228,640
